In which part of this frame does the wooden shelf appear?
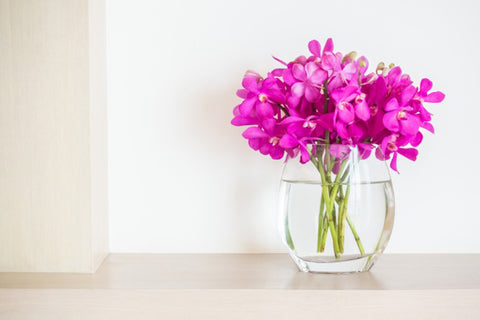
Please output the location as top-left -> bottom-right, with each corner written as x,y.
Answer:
1,254 -> 479,319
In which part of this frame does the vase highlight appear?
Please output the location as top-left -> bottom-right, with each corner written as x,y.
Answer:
279,142 -> 394,273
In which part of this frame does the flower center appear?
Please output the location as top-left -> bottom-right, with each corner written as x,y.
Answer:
370,104 -> 378,116
387,142 -> 398,151
387,134 -> 399,151
303,120 -> 316,129
397,110 -> 407,120
338,101 -> 348,110
258,93 -> 268,103
355,93 -> 366,104
269,136 -> 280,146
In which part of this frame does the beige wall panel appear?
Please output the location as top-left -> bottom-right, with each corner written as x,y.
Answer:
0,0 -> 107,272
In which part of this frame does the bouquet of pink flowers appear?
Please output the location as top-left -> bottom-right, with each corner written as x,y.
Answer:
231,38 -> 444,172
231,38 -> 445,262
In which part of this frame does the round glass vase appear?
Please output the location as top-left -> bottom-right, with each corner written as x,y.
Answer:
278,142 -> 395,273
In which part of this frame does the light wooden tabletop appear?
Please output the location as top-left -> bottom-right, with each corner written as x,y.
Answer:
1,254 -> 479,319
1,253 -> 479,290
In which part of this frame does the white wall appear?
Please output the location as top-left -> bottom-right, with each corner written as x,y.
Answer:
107,0 -> 480,253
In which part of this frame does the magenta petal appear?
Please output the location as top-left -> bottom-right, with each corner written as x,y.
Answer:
375,146 -> 386,160
330,144 -> 350,160
279,134 -> 298,149
239,97 -> 256,116
248,138 -> 261,150
259,143 -> 270,155
400,115 -> 420,136
308,40 -> 321,57
348,123 -> 363,138
421,122 -> 435,133
358,143 -> 373,159
256,102 -> 274,119
327,73 -> 344,92
242,127 -> 269,139
424,91 -> 445,103
419,105 -> 432,121
291,82 -> 306,97
336,122 -> 349,139
261,119 -> 277,134
292,64 -> 307,81
410,132 -> 423,147
267,90 -> 285,104
384,98 -> 399,112
283,69 -> 296,86
242,76 -> 258,92
233,104 -> 240,116
390,152 -> 399,173
270,146 -> 284,160
355,101 -> 370,121
330,88 -> 344,103
304,85 -> 320,103
331,86 -> 358,103
343,63 -> 357,76
317,113 -> 334,131
300,147 -> 310,163
375,76 -> 388,99
401,85 -> 417,106
420,78 -> 433,94
236,89 -> 248,99
383,112 -> 400,131
262,77 -> 276,88
342,86 -> 359,102
309,69 -> 326,85
323,38 -> 334,53
337,105 -> 355,123
305,62 -> 318,78
286,95 -> 301,108
321,53 -> 340,72
271,68 -> 284,77
280,116 -> 304,126
231,115 -> 256,126
398,148 -> 418,161
387,66 -> 402,84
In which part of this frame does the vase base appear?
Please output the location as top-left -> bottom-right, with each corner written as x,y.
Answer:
289,252 -> 380,274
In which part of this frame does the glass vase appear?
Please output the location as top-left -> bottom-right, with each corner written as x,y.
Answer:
278,142 -> 395,273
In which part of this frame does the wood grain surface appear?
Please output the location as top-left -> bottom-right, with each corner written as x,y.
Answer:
1,254 -> 479,319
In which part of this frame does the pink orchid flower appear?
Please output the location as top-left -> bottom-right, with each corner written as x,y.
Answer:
378,134 -> 418,172
232,39 -> 445,172
331,86 -> 370,123
237,73 -> 284,120
281,113 -> 334,139
279,134 -> 310,163
412,78 -> 445,123
382,85 -> 420,137
290,62 -> 328,103
242,119 -> 286,160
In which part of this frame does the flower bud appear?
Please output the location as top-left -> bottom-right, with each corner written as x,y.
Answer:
376,62 -> 385,74
342,51 -> 357,63
358,57 -> 367,69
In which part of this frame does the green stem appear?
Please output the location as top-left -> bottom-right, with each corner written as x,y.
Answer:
338,185 -> 349,253
328,160 -> 348,208
322,183 -> 340,258
346,211 -> 365,255
320,214 -> 328,252
316,195 -> 325,252
313,151 -> 341,258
